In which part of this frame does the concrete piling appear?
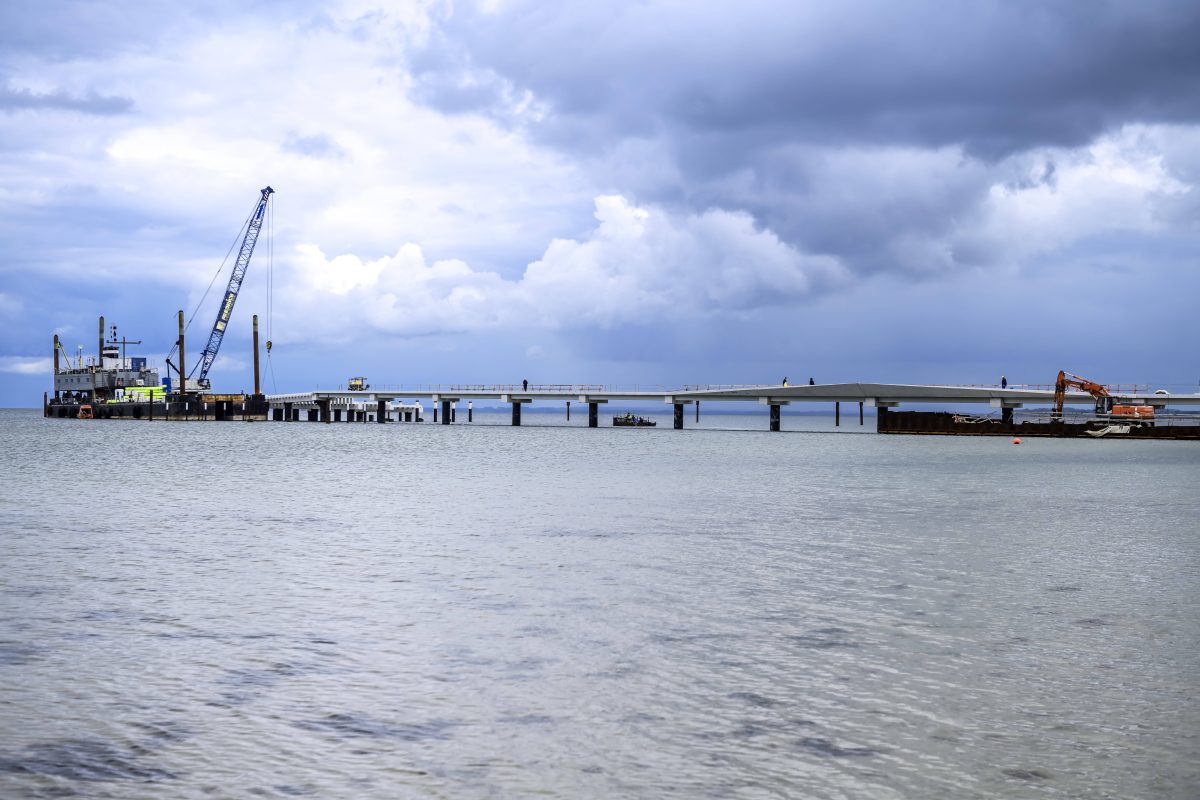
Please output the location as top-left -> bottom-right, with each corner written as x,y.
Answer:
252,314 -> 262,397
674,403 -> 684,429
468,401 -> 473,422
859,401 -> 864,425
177,310 -> 186,397
836,401 -> 840,427
512,402 -> 522,426
377,399 -> 386,423
770,403 -> 781,432
442,399 -> 451,425
588,402 -> 598,428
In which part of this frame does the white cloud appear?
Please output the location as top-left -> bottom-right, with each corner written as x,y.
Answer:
272,195 -> 849,342
0,356 -> 51,375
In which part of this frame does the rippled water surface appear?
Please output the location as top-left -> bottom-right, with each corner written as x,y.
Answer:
1,408 -> 1198,798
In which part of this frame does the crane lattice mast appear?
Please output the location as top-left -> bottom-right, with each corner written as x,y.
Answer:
191,186 -> 273,389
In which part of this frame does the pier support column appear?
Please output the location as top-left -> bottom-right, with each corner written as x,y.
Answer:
433,404 -> 438,423
334,408 -> 342,422
442,399 -> 451,425
877,406 -> 888,433
566,401 -> 570,421
511,402 -> 522,426
673,403 -> 684,430
588,402 -> 598,428
284,402 -> 293,421
696,401 -> 700,423
836,401 -> 841,427
318,399 -> 331,423
770,403 -> 781,432
859,401 -> 864,426
468,402 -> 473,422
307,408 -> 319,422
452,403 -> 456,423
377,399 -> 387,423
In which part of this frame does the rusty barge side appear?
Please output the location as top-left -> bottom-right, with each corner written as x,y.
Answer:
877,408 -> 1200,439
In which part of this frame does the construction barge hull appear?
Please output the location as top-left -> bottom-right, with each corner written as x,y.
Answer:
45,395 -> 269,422
878,409 -> 1200,440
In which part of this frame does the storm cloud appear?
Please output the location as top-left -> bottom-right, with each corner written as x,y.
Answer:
409,1 -> 1200,277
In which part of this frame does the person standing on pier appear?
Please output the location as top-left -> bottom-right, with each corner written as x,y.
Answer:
522,378 -> 528,391
1001,375 -> 1008,388
809,377 -> 815,385
782,377 -> 788,387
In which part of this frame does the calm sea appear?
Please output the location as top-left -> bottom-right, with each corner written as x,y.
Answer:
1,408 -> 1197,799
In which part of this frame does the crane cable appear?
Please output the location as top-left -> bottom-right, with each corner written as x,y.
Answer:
265,195 -> 278,393
165,205 -> 256,363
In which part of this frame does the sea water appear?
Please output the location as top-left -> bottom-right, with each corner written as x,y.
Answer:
1,408 -> 1197,799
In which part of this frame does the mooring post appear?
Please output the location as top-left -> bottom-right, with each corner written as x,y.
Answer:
588,402 -> 598,428
770,403 -> 781,432
433,404 -> 438,423
177,310 -> 186,397
859,401 -> 864,425
674,402 -> 684,430
566,401 -> 570,421
836,401 -> 840,427
52,335 -> 60,402
695,401 -> 700,423
512,401 -> 522,426
452,402 -> 457,422
468,401 -> 473,422
377,399 -> 386,423
252,314 -> 262,398
284,401 -> 292,422
442,399 -> 451,425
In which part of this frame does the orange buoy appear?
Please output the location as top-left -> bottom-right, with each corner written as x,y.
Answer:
1012,437 -> 1021,444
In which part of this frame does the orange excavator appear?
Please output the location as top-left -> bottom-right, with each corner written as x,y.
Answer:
1052,370 -> 1153,421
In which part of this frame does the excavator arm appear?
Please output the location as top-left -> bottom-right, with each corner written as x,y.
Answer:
1053,370 -> 1110,419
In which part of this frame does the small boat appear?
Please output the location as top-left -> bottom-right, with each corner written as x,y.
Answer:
613,413 -> 656,427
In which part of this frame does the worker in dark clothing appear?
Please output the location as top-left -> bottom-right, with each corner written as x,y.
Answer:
522,378 -> 528,391
1001,375 -> 1008,388
809,377 -> 815,385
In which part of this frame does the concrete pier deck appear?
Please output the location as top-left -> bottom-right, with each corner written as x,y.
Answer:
264,382 -> 1200,433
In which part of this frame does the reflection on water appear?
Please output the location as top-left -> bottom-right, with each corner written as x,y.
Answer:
1,409 -> 1198,798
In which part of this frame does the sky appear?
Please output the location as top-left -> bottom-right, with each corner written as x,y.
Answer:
2,0 -> 1198,405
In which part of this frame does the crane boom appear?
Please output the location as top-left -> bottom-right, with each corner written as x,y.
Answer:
192,186 -> 274,389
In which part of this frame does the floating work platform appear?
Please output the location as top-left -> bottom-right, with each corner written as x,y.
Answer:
45,393 -> 270,421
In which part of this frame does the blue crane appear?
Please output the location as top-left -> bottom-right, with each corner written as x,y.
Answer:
191,186 -> 274,390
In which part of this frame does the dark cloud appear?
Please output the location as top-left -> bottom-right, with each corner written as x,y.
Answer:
412,1 -> 1200,158
0,85 -> 132,115
407,1 -> 1200,277
282,132 -> 346,159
